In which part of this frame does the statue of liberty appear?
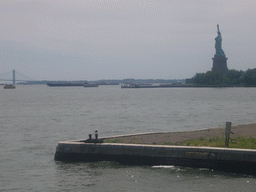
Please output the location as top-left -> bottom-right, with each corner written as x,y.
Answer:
215,24 -> 225,56
212,24 -> 228,74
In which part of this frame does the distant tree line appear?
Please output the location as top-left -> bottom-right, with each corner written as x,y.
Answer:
191,68 -> 256,86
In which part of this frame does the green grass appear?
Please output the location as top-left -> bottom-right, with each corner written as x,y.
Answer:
184,136 -> 256,149
104,136 -> 256,149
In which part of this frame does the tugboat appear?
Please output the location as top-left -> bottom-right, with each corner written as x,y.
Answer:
3,84 -> 16,89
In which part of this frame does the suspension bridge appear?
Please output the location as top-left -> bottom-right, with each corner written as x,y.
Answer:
0,70 -> 35,84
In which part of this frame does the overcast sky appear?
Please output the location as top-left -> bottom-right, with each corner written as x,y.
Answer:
1,0 -> 255,81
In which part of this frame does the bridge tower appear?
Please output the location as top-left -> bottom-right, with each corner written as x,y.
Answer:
13,70 -> 15,84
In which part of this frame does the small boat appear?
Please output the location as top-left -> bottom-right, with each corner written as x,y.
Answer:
4,84 -> 16,89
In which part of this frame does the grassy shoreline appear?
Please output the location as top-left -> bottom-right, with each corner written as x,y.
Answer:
104,123 -> 256,149
183,136 -> 256,149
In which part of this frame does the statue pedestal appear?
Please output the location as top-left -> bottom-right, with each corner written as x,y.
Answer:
212,55 -> 228,74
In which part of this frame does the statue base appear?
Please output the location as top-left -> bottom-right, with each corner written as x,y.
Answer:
212,55 -> 228,74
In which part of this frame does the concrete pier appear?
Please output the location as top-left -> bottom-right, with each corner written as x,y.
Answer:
54,139 -> 256,174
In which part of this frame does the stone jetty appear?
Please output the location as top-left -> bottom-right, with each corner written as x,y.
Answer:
54,138 -> 256,174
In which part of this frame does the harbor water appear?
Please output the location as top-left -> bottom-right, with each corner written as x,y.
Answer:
1,85 -> 256,191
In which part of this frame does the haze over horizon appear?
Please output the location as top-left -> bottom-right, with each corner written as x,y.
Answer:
1,1 -> 255,81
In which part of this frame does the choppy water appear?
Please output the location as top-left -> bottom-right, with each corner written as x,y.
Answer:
1,85 -> 256,191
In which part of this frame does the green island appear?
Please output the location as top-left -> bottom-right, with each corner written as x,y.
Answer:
187,68 -> 256,87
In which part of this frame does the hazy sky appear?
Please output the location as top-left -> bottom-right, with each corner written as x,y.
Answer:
1,0 -> 255,81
